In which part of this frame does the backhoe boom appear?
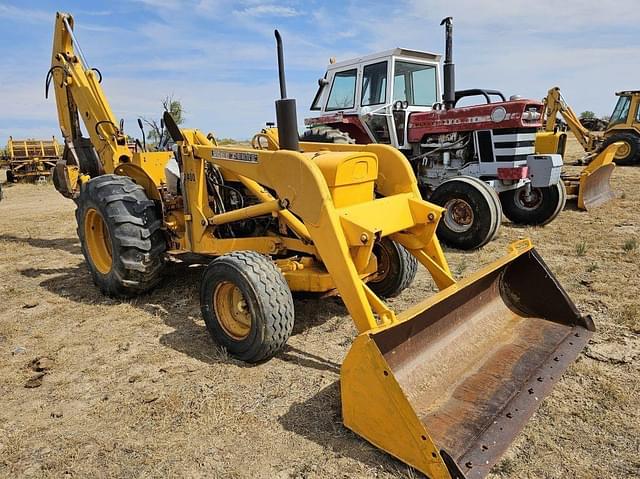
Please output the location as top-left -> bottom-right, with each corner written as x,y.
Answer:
542,86 -> 599,152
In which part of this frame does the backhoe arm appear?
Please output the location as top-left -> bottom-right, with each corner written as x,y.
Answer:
49,12 -> 132,174
543,86 -> 598,152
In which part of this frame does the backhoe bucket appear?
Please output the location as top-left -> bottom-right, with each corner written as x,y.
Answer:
563,142 -> 619,210
341,244 -> 594,479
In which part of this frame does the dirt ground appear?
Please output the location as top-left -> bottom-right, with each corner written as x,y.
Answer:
0,138 -> 638,479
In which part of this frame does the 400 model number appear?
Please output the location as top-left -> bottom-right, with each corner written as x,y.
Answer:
212,149 -> 258,163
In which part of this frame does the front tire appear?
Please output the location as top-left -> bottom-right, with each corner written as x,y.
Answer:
368,239 -> 417,298
76,174 -> 166,297
601,132 -> 640,165
499,182 -> 566,226
429,177 -> 501,250
200,251 -> 294,363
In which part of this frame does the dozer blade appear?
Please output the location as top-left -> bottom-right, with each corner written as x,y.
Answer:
576,162 -> 615,210
341,243 -> 594,479
563,142 -> 620,210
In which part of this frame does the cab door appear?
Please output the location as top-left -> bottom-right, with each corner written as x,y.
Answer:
391,59 -> 440,150
358,60 -> 395,146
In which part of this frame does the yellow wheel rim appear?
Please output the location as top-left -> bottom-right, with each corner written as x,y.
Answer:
84,208 -> 113,274
615,140 -> 631,159
372,243 -> 391,283
213,282 -> 251,340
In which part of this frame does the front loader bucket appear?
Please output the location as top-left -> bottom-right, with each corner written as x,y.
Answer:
341,245 -> 594,479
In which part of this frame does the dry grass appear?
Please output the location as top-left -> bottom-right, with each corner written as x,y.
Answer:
0,138 -> 638,478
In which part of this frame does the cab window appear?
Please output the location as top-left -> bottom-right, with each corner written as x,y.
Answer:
361,61 -> 387,106
393,61 -> 437,106
326,69 -> 357,110
609,95 -> 631,126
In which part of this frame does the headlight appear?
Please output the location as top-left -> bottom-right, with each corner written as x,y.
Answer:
522,110 -> 541,121
491,106 -> 507,122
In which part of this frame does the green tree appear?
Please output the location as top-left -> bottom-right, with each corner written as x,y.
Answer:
142,96 -> 185,148
579,110 -> 596,119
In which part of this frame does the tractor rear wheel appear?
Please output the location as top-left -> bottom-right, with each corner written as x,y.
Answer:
76,174 -> 166,297
300,126 -> 355,144
200,251 -> 294,363
429,177 -> 501,250
368,238 -> 417,298
601,132 -> 640,165
499,181 -> 566,226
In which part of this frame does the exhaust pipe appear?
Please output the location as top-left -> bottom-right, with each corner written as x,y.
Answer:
274,30 -> 299,151
440,17 -> 455,110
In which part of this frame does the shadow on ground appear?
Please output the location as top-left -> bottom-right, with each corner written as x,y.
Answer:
278,380 -> 412,476
14,233 -> 348,373
0,234 -> 81,254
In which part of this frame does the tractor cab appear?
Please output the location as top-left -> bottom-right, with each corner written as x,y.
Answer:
607,91 -> 640,129
308,48 -> 442,149
601,91 -> 640,165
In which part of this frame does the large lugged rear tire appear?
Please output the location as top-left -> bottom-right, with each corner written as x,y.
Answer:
76,174 -> 166,297
499,182 -> 566,226
429,177 -> 501,250
601,132 -> 640,165
200,251 -> 294,363
368,238 -> 417,298
300,126 -> 355,144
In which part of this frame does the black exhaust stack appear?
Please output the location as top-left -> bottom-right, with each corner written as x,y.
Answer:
274,30 -> 299,151
440,17 -> 455,110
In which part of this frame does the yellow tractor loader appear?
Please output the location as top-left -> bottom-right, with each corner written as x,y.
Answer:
49,13 -> 594,479
536,86 -> 625,209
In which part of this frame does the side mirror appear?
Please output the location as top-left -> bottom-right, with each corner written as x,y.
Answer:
393,100 -> 409,110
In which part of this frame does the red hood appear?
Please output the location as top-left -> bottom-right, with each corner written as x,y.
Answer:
407,99 -> 543,142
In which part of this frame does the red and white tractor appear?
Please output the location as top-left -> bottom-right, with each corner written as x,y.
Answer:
302,18 -> 565,250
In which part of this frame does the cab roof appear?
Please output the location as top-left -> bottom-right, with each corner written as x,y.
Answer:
328,48 -> 441,70
615,90 -> 640,96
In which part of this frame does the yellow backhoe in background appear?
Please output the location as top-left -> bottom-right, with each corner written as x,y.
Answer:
536,86 -> 630,209
48,12 -> 595,479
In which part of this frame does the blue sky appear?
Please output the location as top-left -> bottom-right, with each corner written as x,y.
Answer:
1,0 -> 639,144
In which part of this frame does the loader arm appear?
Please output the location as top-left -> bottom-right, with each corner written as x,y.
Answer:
176,127 -> 455,333
542,86 -> 599,152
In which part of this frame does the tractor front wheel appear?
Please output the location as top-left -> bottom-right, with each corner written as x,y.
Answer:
200,251 -> 294,363
499,182 -> 566,226
368,238 -> 417,298
429,177 -> 501,250
76,174 -> 166,297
